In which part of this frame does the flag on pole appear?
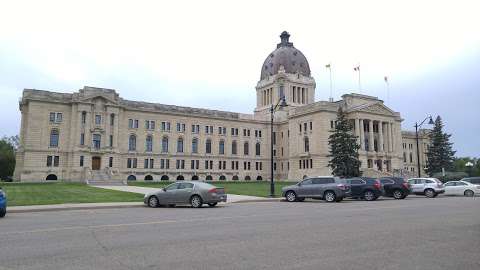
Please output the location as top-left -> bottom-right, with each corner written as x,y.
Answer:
326,64 -> 331,68
354,66 -> 360,71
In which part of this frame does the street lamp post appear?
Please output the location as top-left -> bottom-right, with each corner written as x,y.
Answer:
270,96 -> 287,197
465,162 -> 474,177
414,116 -> 434,177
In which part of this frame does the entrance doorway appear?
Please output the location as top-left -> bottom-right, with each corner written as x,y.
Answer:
92,157 -> 101,170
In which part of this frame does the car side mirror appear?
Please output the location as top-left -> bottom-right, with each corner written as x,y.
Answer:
297,183 -> 302,186
162,188 -> 166,192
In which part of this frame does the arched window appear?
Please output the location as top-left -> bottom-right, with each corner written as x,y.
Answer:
256,176 -> 263,181
244,142 -> 249,155
206,175 -> 213,181
219,175 -> 226,181
144,175 -> 153,181
177,175 -> 184,180
177,137 -> 184,153
304,137 -> 309,152
255,142 -> 261,156
192,175 -> 199,180
219,140 -> 225,155
192,138 -> 198,153
146,135 -> 153,152
162,137 -> 169,153
232,175 -> 239,181
50,129 -> 59,147
245,175 -> 251,181
127,175 -> 137,181
206,139 -> 212,154
232,141 -> 237,155
161,175 -> 169,181
128,135 -> 136,151
46,174 -> 58,181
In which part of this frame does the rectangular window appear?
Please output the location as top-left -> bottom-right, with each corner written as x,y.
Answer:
127,158 -> 132,168
191,160 -> 195,169
259,130 -> 262,138
144,159 -> 149,169
310,122 -> 313,130
134,120 -> 139,129
177,123 -> 181,132
129,119 -> 134,128
196,160 -> 199,170
54,156 -> 59,167
81,112 -> 86,124
205,160 -> 209,169
247,129 -> 250,136
80,133 -> 85,145
109,157 -> 113,168
95,115 -> 101,125
50,112 -> 56,123
273,132 -> 276,145
110,114 -> 115,126
109,135 -> 113,147
80,156 -> 84,167
93,134 -> 101,149
50,112 -> 62,123
47,155 -> 53,167
166,159 -> 169,169
133,158 -> 137,168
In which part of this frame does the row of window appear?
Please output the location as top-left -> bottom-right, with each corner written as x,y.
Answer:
129,135 -> 262,155
299,159 -> 313,169
124,158 -> 264,171
80,112 -> 115,126
299,121 -> 313,132
126,119 -> 262,137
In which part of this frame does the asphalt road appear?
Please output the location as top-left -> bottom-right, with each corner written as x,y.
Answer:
1,196 -> 479,270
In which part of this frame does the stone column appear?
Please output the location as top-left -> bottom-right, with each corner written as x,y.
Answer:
390,123 -> 395,152
355,118 -> 361,146
359,119 -> 365,150
379,121 -> 384,152
369,120 -> 374,152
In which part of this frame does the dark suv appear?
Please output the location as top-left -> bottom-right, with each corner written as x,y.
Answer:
379,177 -> 410,199
282,177 -> 351,202
344,177 -> 383,201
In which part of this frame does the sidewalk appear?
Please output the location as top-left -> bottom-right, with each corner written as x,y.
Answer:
8,186 -> 281,213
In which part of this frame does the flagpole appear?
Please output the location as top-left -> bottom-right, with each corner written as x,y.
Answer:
384,76 -> 390,104
327,63 -> 333,102
358,66 -> 361,92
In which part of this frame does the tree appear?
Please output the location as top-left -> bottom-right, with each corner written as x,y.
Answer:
327,108 -> 361,177
0,136 -> 17,179
425,116 -> 456,176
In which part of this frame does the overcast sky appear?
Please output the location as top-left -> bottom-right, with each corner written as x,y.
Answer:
0,0 -> 479,157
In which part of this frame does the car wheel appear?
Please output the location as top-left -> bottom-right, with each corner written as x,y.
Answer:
148,196 -> 159,208
190,195 -> 203,208
363,190 -> 376,201
464,190 -> 474,197
285,191 -> 297,202
425,189 -> 435,198
208,202 -> 218,207
324,191 -> 336,202
392,189 -> 404,199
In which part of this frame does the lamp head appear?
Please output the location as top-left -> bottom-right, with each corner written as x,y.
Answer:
428,116 -> 434,125
279,96 -> 287,108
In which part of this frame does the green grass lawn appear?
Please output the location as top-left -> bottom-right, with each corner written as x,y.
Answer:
0,182 -> 144,206
129,181 -> 298,197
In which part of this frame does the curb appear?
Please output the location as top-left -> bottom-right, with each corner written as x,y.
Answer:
230,198 -> 284,204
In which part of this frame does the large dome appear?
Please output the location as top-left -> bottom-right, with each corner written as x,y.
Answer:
260,31 -> 311,80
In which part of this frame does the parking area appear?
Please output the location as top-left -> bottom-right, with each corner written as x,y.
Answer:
1,196 -> 479,270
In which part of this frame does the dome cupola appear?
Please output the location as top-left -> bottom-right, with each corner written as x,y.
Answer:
260,31 -> 311,80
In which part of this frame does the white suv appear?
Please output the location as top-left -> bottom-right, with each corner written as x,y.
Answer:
408,178 -> 445,198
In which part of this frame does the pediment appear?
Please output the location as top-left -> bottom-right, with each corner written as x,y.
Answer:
75,94 -> 119,105
352,103 -> 395,116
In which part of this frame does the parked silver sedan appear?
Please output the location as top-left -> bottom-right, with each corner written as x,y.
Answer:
144,181 -> 227,208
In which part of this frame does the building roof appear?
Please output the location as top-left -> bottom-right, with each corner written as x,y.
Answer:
260,31 -> 311,80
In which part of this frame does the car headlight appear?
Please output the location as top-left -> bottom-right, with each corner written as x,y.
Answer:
0,190 -> 5,198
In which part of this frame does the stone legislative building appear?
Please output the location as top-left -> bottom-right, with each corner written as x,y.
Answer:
13,31 -> 429,183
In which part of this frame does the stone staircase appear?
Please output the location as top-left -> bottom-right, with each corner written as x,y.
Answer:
86,169 -> 125,186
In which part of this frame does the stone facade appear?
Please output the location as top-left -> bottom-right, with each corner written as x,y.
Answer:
13,32 -> 429,182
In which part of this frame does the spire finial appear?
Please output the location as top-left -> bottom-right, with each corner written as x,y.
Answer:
277,31 -> 293,48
